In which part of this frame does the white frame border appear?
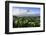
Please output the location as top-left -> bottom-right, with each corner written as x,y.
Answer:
9,3 -> 43,32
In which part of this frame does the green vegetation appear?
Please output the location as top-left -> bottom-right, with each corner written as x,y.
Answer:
13,16 -> 40,28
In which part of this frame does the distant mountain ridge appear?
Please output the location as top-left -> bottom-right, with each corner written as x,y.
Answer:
13,14 -> 40,17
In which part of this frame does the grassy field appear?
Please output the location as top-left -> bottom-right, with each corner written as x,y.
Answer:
13,16 -> 40,28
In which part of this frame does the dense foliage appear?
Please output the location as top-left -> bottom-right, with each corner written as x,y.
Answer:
13,16 -> 40,28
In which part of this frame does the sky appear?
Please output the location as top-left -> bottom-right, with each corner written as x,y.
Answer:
12,7 -> 40,16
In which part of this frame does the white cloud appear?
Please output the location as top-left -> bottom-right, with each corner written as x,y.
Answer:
13,8 -> 27,16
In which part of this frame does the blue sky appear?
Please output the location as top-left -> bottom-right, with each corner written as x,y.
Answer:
12,7 -> 40,16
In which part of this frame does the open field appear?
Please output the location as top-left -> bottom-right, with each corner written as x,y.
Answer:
13,16 -> 40,28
